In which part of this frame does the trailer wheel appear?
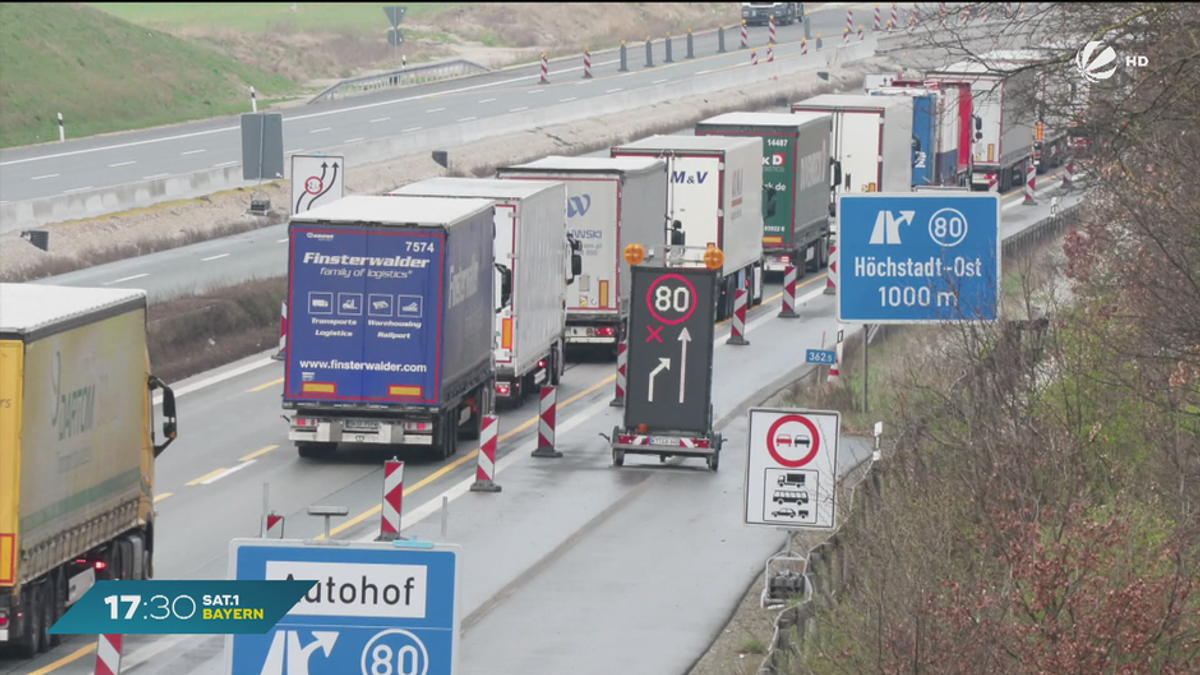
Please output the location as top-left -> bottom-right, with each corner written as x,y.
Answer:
440,412 -> 459,460
707,452 -> 720,472
459,392 -> 483,441
612,449 -> 625,467
48,569 -> 66,647
297,442 -> 335,459
17,583 -> 43,658
549,343 -> 563,386
818,239 -> 830,269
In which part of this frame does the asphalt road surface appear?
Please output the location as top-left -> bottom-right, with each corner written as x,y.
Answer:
0,6 -> 861,203
2,186 -> 1082,675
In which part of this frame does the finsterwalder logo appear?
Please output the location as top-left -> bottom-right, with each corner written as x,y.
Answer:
1076,40 -> 1117,82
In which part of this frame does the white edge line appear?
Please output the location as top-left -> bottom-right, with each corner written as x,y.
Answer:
201,253 -> 230,262
369,117 -> 390,123
143,173 -> 169,180
181,149 -> 206,155
103,273 -> 149,286
344,137 -> 365,144
277,238 -> 289,243
153,356 -> 276,406
62,186 -> 95,194
201,460 -> 257,485
108,160 -> 136,167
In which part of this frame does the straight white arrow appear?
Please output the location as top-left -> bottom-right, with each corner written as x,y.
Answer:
648,357 -> 670,403
677,327 -> 691,403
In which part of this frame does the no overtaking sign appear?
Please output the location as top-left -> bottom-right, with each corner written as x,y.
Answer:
744,408 -> 840,530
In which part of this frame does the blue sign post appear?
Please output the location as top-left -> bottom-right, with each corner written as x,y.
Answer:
805,349 -> 837,365
226,539 -> 461,675
835,193 -> 1001,323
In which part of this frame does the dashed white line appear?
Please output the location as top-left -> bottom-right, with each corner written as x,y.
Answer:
201,253 -> 230,262
652,78 -> 669,84
575,81 -> 590,86
213,161 -> 238,167
104,273 -> 148,285
559,97 -> 577,102
426,107 -> 445,113
61,186 -> 94,194
478,97 -> 496,103
309,127 -> 331,134
181,149 -> 206,155
696,68 -> 718,75
143,173 -> 169,180
606,87 -> 623,93
528,89 -> 545,94
510,106 -> 529,112
108,160 -> 136,168
288,148 -> 306,154
457,116 -> 477,122
402,126 -> 423,133
200,460 -> 257,485
344,137 -> 365,143
369,117 -> 391,123
277,238 -> 289,244
31,173 -> 60,180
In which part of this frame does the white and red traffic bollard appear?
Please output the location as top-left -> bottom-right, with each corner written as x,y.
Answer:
890,3 -> 898,30
844,9 -> 853,42
873,4 -> 881,31
727,289 -> 750,345
987,173 -> 999,193
610,340 -> 627,407
583,48 -> 592,79
858,24 -> 865,41
378,459 -> 404,541
1006,2 -> 1014,16
940,1 -> 947,20
532,385 -> 562,458
540,52 -> 549,84
740,20 -> 748,48
767,43 -> 775,62
95,634 -> 123,675
265,513 -> 284,538
824,240 -> 837,296
827,328 -> 844,384
469,415 -> 502,492
961,6 -> 970,24
1063,160 -> 1075,191
272,301 -> 287,361
779,265 -> 800,319
751,48 -> 758,66
768,15 -> 776,44
801,37 -> 808,56
1023,164 -> 1037,205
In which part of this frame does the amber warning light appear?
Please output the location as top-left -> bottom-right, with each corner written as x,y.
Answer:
704,246 -> 724,271
624,243 -> 646,266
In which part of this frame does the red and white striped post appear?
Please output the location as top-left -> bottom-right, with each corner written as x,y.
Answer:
910,4 -> 918,28
583,48 -> 592,79
801,37 -> 808,56
265,513 -> 284,539
740,20 -> 748,49
858,24 -> 865,41
824,240 -> 837,296
610,340 -> 627,407
1006,2 -> 1014,16
767,43 -> 775,62
873,4 -> 881,31
726,289 -> 750,345
779,265 -> 799,319
827,328 -> 844,384
961,6 -> 970,24
940,1 -> 947,21
1023,164 -> 1037,205
981,4 -> 988,21
94,634 -> 123,675
469,415 -> 502,492
751,48 -> 758,66
1063,159 -> 1074,190
532,385 -> 562,458
540,52 -> 549,84
272,301 -> 287,361
768,15 -> 776,44
843,9 -> 853,42
987,173 -> 999,193
378,459 -> 403,541
890,3 -> 898,30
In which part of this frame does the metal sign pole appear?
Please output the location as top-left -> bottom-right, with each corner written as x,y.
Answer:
862,323 -> 870,413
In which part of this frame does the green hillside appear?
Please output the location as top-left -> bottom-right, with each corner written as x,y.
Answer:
0,3 -> 298,148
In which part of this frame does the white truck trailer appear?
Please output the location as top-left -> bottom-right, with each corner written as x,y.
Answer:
610,135 -> 765,321
791,94 -> 913,214
925,58 -> 1036,192
976,49 -> 1076,174
390,178 -> 582,407
496,157 -> 667,356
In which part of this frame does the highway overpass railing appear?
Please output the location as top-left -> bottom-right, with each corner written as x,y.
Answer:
308,58 -> 492,104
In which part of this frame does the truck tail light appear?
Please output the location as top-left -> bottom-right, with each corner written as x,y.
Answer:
594,327 -> 615,337
538,359 -> 547,369
0,613 -> 8,627
781,255 -> 791,264
496,383 -> 511,396
402,421 -> 433,432
94,560 -> 107,571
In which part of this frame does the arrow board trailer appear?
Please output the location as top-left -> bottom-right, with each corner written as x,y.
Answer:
389,178 -> 580,408
610,135 -> 765,322
791,94 -> 914,214
612,263 -> 722,470
283,195 -> 496,461
291,154 -> 346,215
226,538 -> 461,675
865,87 -> 941,188
495,157 -> 667,354
695,111 -> 834,277
925,59 -> 1036,193
744,408 -> 841,530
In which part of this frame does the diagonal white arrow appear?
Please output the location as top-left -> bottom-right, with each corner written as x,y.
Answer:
648,357 -> 670,403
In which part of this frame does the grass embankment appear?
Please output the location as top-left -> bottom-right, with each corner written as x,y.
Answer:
147,277 -> 285,383
0,3 -> 297,148
93,2 -> 453,33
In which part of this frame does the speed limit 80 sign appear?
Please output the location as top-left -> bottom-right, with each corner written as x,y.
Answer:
647,273 -> 698,325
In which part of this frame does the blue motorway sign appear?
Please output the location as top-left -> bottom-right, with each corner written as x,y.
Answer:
835,193 -> 1001,323
226,539 -> 460,675
805,349 -> 837,365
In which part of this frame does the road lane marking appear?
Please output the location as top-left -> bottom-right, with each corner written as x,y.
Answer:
200,461 -> 257,485
108,160 -> 136,167
289,148 -> 306,154
606,87 -> 623,93
528,88 -> 545,94
320,374 -> 615,540
25,643 -> 96,675
31,173 -> 60,180
62,186 -> 94,194
510,106 -> 529,112
186,468 -> 229,487
201,253 -> 230,262
240,444 -> 279,462
213,161 -> 238,167
248,377 -> 284,392
402,126 -> 423,132
181,149 -> 206,155
309,127 -> 331,134
154,492 -> 173,503
143,173 -> 169,179
277,238 -> 289,243
370,117 -> 391,123
427,107 -> 445,113
457,116 -> 477,122
652,78 -> 669,84
560,97 -> 577,102
344,137 -> 365,143
103,273 -> 149,285
479,97 -> 496,103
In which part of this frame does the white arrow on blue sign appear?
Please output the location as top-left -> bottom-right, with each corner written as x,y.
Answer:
835,193 -> 1002,323
805,349 -> 837,365
225,539 -> 460,675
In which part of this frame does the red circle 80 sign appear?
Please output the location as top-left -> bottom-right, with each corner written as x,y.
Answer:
766,414 -> 821,468
645,273 -> 698,325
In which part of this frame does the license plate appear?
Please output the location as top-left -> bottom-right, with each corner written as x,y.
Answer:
649,437 -> 677,446
345,420 -> 379,431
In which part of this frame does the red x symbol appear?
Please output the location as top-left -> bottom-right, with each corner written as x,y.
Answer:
646,325 -> 663,343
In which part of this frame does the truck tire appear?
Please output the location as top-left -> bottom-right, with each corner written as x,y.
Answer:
17,584 -> 44,658
818,239 -> 830,268
458,397 -> 482,441
48,569 -> 66,647
439,412 -> 459,461
297,442 -> 335,459
549,343 -> 563,386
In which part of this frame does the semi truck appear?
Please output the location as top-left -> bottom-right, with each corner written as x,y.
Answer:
610,135 -> 765,321
925,58 -> 1036,192
977,49 -> 1075,174
695,112 -> 833,279
865,84 -> 964,187
496,157 -> 667,355
0,284 -> 178,658
791,94 -> 914,214
741,2 -> 804,25
390,178 -> 583,408
283,195 -> 495,460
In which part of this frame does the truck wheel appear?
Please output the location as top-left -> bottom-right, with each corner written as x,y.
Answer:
297,442 -> 335,459
707,452 -> 720,472
459,399 -> 482,441
613,450 -> 625,467
549,344 -> 562,386
48,570 -> 66,647
794,251 -> 807,279
17,584 -> 43,657
818,239 -> 830,268
440,414 -> 459,460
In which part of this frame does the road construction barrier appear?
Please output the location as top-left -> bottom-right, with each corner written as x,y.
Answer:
801,37 -> 808,56
1024,165 -> 1037,205
540,52 -> 549,83
874,4 -> 881,30
687,29 -> 695,59
768,43 -> 775,62
532,385 -> 562,458
611,340 -> 627,407
95,634 -> 123,675
1063,160 -> 1074,190
727,289 -> 750,345
378,459 -> 404,541
272,301 -> 287,361
828,328 -> 844,384
718,25 -> 727,53
779,265 -> 800,318
583,48 -> 592,78
769,15 -> 777,44
890,3 -> 898,30
752,48 -> 759,66
858,25 -> 865,41
265,513 -> 284,539
665,33 -> 674,63
741,20 -> 748,48
645,37 -> 655,67
825,241 -> 837,296
987,173 -> 999,193
470,415 -> 502,492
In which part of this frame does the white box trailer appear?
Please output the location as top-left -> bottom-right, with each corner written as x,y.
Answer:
496,157 -> 667,354
977,49 -> 1076,174
791,94 -> 913,214
925,58 -> 1035,192
610,135 -> 765,321
389,178 -> 580,406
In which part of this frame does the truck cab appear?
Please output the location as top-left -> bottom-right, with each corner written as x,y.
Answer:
742,2 -> 803,25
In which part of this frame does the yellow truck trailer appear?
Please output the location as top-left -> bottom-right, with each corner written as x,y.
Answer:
0,284 -> 177,657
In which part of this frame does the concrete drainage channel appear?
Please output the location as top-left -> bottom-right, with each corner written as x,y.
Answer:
0,36 -> 879,234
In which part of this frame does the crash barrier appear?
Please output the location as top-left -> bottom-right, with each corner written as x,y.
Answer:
532,385 -> 562,458
470,415 -> 502,493
309,58 -> 491,104
378,459 -> 404,541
